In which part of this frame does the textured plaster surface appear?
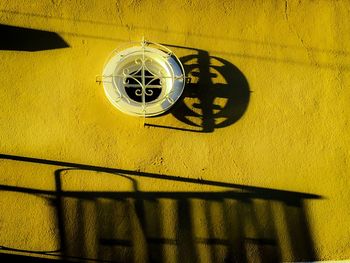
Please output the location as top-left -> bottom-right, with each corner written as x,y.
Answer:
0,0 -> 349,261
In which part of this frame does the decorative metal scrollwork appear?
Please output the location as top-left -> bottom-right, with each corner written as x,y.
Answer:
121,58 -> 163,103
99,38 -> 186,117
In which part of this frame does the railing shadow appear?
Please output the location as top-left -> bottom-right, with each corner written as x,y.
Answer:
0,154 -> 321,262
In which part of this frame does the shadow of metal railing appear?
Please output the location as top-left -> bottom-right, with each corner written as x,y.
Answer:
0,154 -> 322,263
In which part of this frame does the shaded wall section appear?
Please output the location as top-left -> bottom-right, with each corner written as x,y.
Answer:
0,24 -> 69,51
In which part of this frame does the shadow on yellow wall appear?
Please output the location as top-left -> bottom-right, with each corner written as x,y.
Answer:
0,24 -> 69,52
0,154 -> 321,262
146,45 -> 250,133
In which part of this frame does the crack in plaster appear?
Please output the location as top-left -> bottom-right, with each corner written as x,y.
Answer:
115,0 -> 124,26
284,0 -> 318,66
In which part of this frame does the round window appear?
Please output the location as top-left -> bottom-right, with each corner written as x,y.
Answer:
102,40 -> 185,117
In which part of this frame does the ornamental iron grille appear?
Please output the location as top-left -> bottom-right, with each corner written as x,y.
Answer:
100,39 -> 186,117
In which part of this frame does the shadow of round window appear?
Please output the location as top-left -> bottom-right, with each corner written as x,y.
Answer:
170,50 -> 250,133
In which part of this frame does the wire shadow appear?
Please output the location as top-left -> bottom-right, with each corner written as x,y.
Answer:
0,154 -> 321,262
0,24 -> 69,51
145,45 -> 250,133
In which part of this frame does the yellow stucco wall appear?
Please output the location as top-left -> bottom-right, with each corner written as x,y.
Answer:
1,0 -> 349,262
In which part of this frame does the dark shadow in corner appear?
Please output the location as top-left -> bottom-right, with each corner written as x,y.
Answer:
0,154 -> 321,262
0,24 -> 69,51
0,253 -> 65,263
145,45 -> 250,133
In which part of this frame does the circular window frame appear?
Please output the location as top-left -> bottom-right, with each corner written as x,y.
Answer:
102,40 -> 185,117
